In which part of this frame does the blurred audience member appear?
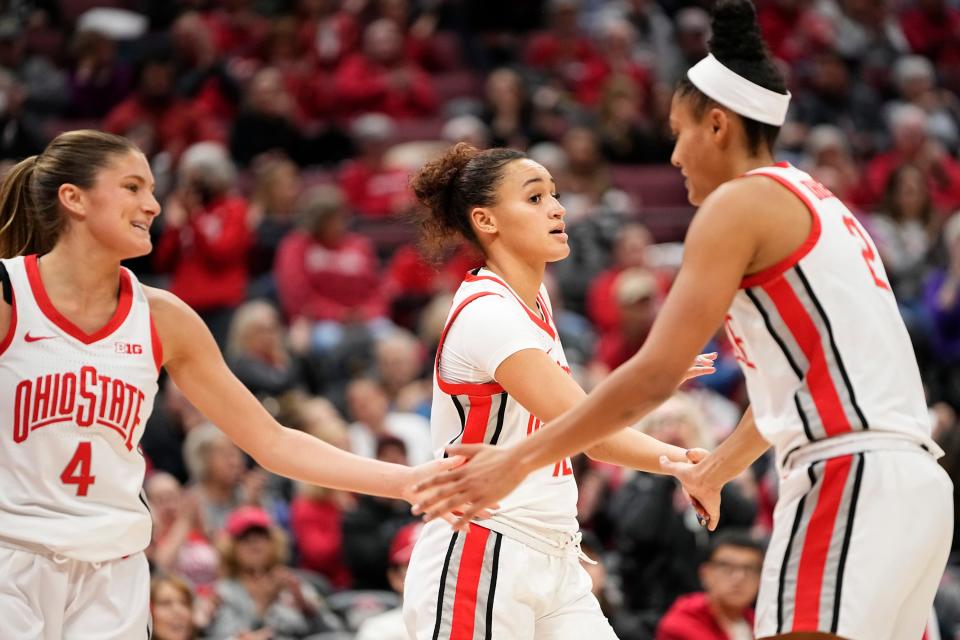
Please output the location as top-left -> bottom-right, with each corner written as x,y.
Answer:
246,154 -> 302,298
230,67 -> 306,167
561,125 -> 616,221
345,377 -> 432,465
355,522 -> 422,640
801,124 -> 863,205
338,113 -> 414,218
891,55 -> 960,152
588,223 -> 656,335
334,18 -> 438,118
275,184 -> 389,352
67,29 -> 131,118
146,472 -> 219,594
924,214 -> 960,405
0,69 -> 45,160
151,574 -> 199,640
141,379 -> 208,484
373,329 -> 430,412
225,300 -> 309,399
154,142 -> 251,346
170,12 -> 240,124
598,75 -> 668,164
592,267 -> 659,374
656,531 -> 765,640
481,67 -> 533,149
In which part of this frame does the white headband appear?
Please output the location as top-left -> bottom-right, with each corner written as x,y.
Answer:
686,54 -> 791,126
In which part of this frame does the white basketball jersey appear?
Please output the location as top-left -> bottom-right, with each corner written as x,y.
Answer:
431,269 -> 579,538
0,255 -> 160,562
725,163 -> 937,463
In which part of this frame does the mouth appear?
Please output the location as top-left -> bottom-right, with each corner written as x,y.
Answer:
131,221 -> 150,233
549,225 -> 566,236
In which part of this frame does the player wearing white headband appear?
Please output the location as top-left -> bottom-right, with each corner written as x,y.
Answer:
411,1 -> 952,639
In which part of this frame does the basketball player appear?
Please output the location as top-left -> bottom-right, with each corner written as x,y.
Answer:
0,130 -> 471,639
411,2 -> 954,639
401,143 -> 717,639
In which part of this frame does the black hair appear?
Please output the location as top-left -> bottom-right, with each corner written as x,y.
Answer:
707,529 -> 767,561
676,0 -> 787,154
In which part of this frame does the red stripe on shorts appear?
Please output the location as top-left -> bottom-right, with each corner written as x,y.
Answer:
449,524 -> 491,640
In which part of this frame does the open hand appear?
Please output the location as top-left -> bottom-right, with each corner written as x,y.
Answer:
409,444 -> 523,530
403,454 -> 500,526
682,352 -> 717,383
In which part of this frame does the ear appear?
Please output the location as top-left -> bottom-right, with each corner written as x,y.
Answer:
707,107 -> 731,149
58,183 -> 88,220
469,206 -> 497,238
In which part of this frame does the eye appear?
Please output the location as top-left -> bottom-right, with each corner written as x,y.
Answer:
125,184 -> 139,193
551,192 -> 560,200
529,193 -> 542,204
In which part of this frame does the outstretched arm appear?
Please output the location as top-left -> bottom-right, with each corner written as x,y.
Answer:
148,287 -> 455,500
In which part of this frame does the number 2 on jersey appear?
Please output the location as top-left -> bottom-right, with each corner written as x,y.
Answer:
61,442 -> 96,496
843,215 -> 890,291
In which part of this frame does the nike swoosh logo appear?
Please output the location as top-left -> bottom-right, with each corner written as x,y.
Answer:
25,332 -> 57,343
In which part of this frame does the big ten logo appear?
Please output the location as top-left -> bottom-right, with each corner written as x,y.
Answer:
526,413 -> 574,477
115,342 -> 143,355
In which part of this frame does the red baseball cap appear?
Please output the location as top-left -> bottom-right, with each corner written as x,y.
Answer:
225,506 -> 273,538
389,522 -> 423,566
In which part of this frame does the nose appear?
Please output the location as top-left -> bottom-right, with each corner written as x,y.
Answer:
550,200 -> 565,219
145,192 -> 161,217
670,146 -> 681,169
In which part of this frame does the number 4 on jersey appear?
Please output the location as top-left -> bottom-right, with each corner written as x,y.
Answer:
61,442 -> 96,496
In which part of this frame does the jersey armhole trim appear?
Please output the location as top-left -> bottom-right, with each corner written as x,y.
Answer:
149,314 -> 163,374
0,282 -> 17,357
435,291 -> 507,397
739,171 -> 822,290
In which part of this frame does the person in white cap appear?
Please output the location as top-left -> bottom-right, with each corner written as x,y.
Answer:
412,2 -> 953,639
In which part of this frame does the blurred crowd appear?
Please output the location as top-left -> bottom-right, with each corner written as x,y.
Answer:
3,0 -> 960,638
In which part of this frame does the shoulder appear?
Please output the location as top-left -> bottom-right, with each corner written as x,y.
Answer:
688,175 -> 800,249
144,286 -> 210,365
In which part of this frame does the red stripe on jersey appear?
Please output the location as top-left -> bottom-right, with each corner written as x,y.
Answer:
462,395 -> 493,444
740,172 -> 822,289
449,524 -> 491,640
793,455 -> 853,631
435,292 -> 505,397
0,283 -> 16,357
25,255 -> 134,345
464,271 -> 555,339
150,315 -> 163,373
763,275 -> 851,437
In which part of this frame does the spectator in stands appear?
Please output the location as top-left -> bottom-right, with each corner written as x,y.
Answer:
338,113 -> 415,218
274,184 -> 390,353
924,214 -> 960,378
481,67 -> 534,149
607,395 -> 758,617
289,397 -> 354,589
899,0 -> 960,85
757,0 -> 833,65
596,0 -> 676,87
813,0 -> 909,88
170,12 -> 240,125
183,424 -> 263,535
154,142 -> 251,346
661,7 -> 710,87
207,506 -> 339,639
373,329 -> 429,410
334,18 -> 438,118
341,436 -> 418,590
203,0 -> 270,60
576,17 -> 655,109
0,15 -> 68,116
800,124 -> 863,205
561,125 -> 615,221
246,153 -> 302,299
229,66 -> 306,167
871,164 -> 939,307
592,267 -> 659,374
67,29 -> 131,119
0,69 -> 45,160
146,472 -> 220,595
345,377 -> 432,465
150,574 -> 199,640
524,0 -> 604,99
860,104 -> 960,211
598,75 -> 668,164
103,52 -> 220,161
655,531 -> 765,640
355,522 -> 422,640
295,0 -> 362,70
225,300 -> 310,399
891,54 -> 960,152
587,222 -> 655,336
787,47 -> 886,159
376,0 -> 446,71
141,379 -> 208,484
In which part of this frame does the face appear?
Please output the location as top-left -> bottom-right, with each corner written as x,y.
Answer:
614,225 -> 651,267
64,150 -> 160,260
669,95 -> 730,206
145,474 -> 182,525
205,437 -> 244,485
365,21 -> 402,63
474,159 -> 568,264
263,164 -> 301,214
242,306 -> 283,357
893,167 -> 927,218
234,529 -> 276,571
376,338 -> 419,388
700,546 -> 763,611
346,379 -> 389,425
151,582 -> 194,640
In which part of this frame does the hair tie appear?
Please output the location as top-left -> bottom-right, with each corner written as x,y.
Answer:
687,54 -> 791,126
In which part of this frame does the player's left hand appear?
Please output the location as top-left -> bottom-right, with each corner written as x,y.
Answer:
403,455 -> 500,526
682,352 -> 717,383
410,444 -> 524,530
659,452 -> 723,531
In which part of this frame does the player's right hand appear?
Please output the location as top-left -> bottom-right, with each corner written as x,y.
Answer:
659,453 -> 722,531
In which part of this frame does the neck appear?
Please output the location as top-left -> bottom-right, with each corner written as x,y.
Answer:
484,252 -> 545,311
708,595 -> 745,626
725,149 -> 776,182
39,239 -> 123,308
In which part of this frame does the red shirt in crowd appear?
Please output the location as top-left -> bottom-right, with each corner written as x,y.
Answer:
338,160 -> 415,219
153,195 -> 252,312
656,592 -> 755,640
333,53 -> 438,119
858,150 -> 960,212
290,496 -> 352,589
385,245 -> 482,298
274,230 -> 386,322
900,3 -> 960,68
103,96 -> 222,160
